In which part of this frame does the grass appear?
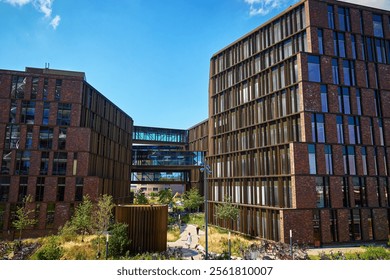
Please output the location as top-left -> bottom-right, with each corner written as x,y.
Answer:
167,225 -> 180,242
198,226 -> 255,256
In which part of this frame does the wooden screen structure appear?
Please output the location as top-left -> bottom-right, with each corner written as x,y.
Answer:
115,205 -> 168,253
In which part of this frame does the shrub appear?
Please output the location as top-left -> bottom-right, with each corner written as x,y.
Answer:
358,246 -> 390,260
35,236 -> 63,260
108,223 -> 131,258
58,221 -> 77,242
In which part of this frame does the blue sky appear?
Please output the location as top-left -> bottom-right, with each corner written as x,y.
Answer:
1,0 -> 389,129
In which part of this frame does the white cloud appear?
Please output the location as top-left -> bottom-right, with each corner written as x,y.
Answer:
50,14 -> 60,29
34,0 -> 53,18
2,0 -> 60,29
244,0 -> 390,17
3,0 -> 32,6
244,0 -> 289,16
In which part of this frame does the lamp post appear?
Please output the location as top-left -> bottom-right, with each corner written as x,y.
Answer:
200,163 -> 211,260
289,229 -> 293,259
103,231 -> 110,260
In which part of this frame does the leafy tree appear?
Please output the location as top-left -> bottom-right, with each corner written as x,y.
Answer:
94,194 -> 115,257
72,195 -> 94,241
158,188 -> 173,205
215,196 -> 240,226
108,223 -> 131,258
12,195 -> 36,243
182,187 -> 203,212
215,195 -> 239,259
134,190 -> 149,205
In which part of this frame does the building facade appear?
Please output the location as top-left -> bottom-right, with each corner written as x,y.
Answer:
0,67 -> 133,238
203,0 -> 390,245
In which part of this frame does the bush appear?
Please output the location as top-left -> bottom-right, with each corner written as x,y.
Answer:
35,236 -> 63,260
108,223 -> 131,258
58,221 -> 77,242
358,246 -> 390,260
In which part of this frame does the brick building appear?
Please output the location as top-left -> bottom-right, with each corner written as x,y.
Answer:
190,0 -> 390,245
0,67 -> 133,238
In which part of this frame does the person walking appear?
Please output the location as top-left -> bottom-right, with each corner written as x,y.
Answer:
186,232 -> 192,249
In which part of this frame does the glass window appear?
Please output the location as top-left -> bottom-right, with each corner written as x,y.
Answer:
52,152 -> 67,175
361,147 -> 368,175
57,103 -> 72,126
46,203 -> 55,228
325,145 -> 333,175
344,146 -> 356,175
57,177 -> 65,201
366,37 -> 374,62
338,87 -> 351,114
332,58 -> 339,84
54,79 -> 62,101
353,177 -> 367,207
308,55 -> 321,82
18,177 -> 28,202
320,85 -> 328,112
43,102 -> 50,125
11,76 -> 26,99
328,5 -> 335,29
338,7 -> 351,31
0,177 -> 10,202
39,127 -> 53,149
58,127 -> 67,150
25,125 -> 33,149
36,177 -> 45,202
15,151 -> 30,175
374,90 -> 382,117
31,77 -> 39,100
333,32 -> 346,58
351,34 -> 357,59
5,124 -> 20,149
316,177 -> 330,208
308,144 -> 317,174
373,14 -> 384,38
348,116 -> 361,144
40,152 -> 49,175
343,60 -> 355,86
75,177 -> 84,202
337,115 -> 344,144
43,78 -> 48,100
311,113 -> 325,143
356,89 -> 362,115
20,101 -> 35,124
318,29 -> 324,54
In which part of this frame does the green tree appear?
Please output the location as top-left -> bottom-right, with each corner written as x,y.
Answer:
94,194 -> 115,257
215,195 -> 239,259
182,187 -> 203,212
12,195 -> 36,243
215,196 -> 239,226
134,190 -> 149,205
72,195 -> 94,241
108,223 -> 131,258
158,188 -> 173,205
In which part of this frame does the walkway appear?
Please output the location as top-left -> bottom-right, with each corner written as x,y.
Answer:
167,224 -> 203,260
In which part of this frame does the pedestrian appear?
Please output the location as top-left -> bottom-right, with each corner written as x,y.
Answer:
186,232 -> 192,249
196,225 -> 200,236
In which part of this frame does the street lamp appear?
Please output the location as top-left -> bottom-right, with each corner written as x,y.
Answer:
200,163 -> 211,260
103,231 -> 110,260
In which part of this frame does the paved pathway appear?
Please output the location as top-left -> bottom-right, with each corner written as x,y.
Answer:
167,224 -> 204,260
